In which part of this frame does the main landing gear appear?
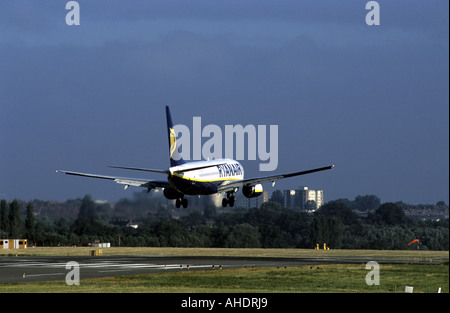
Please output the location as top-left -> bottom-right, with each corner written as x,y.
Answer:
222,192 -> 235,208
175,197 -> 188,208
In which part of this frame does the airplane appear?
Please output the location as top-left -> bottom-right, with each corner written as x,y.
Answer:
57,106 -> 334,208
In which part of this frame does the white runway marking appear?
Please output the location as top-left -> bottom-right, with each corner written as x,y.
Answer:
0,260 -> 215,272
24,272 -> 66,278
2,256 -> 273,283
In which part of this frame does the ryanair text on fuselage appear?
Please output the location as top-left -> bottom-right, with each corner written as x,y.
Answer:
217,163 -> 243,178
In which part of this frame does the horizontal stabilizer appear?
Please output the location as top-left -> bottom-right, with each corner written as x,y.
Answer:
108,166 -> 170,175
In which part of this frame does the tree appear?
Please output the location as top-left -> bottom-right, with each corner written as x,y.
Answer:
1,200 -> 9,236
225,224 -> 261,248
190,225 -> 214,247
182,211 -> 205,229
304,200 -> 317,212
259,223 -> 288,248
77,195 -> 99,220
25,203 -> 36,243
316,200 -> 359,225
156,219 -> 190,247
71,195 -> 103,236
8,200 -> 22,238
259,201 -> 283,212
374,202 -> 406,225
310,216 -> 343,249
270,190 -> 284,206
354,195 -> 381,211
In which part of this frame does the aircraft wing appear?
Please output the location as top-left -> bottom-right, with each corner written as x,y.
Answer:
56,170 -> 171,190
217,165 -> 334,193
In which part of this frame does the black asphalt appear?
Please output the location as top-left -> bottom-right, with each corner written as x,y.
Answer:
0,255 -> 327,283
1,254 -> 445,284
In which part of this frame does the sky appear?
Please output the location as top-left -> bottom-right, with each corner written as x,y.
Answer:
0,0 -> 448,205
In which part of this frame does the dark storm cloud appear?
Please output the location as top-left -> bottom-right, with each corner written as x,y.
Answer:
0,1 -> 448,203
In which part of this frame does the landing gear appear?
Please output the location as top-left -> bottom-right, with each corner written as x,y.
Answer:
175,197 -> 188,208
222,192 -> 235,208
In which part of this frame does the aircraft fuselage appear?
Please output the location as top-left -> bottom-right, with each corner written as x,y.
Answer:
168,159 -> 244,195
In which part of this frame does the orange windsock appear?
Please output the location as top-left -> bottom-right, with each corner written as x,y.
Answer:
407,239 -> 419,246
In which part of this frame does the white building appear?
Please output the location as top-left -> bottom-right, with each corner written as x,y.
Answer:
283,186 -> 324,211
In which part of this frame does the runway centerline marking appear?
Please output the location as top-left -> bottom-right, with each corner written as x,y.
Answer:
24,273 -> 66,278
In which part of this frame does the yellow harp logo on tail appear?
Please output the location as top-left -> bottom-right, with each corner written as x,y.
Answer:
169,127 -> 177,158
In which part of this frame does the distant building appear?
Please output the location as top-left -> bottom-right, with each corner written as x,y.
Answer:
283,186 -> 324,212
0,239 -> 27,249
237,191 -> 269,209
284,189 -> 301,209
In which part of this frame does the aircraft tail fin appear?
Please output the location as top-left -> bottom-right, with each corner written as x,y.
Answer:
166,106 -> 187,167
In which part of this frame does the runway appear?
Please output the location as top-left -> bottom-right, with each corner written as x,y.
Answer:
1,254 -> 445,284
0,255 -> 327,283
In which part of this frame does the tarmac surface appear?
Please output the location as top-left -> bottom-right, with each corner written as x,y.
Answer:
0,254 -> 446,283
0,255 -> 343,283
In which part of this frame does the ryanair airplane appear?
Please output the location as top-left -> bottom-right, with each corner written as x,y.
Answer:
57,107 -> 334,208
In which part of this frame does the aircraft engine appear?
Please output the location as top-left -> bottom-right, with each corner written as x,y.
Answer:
242,184 -> 263,198
163,187 -> 184,200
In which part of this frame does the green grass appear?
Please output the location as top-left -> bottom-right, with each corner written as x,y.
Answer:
1,263 -> 448,293
2,246 -> 448,261
1,247 -> 448,293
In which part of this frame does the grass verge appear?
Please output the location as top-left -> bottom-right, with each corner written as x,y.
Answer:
1,246 -> 448,261
0,263 -> 448,293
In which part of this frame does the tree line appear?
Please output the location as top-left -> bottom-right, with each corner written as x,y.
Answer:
1,195 -> 448,250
